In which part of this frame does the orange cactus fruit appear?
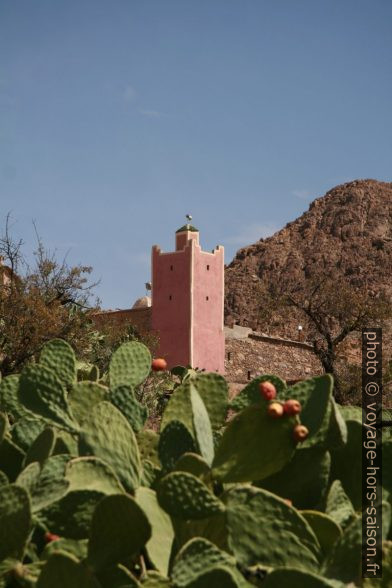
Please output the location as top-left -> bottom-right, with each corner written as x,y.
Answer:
267,402 -> 284,419
259,381 -> 277,401
151,358 -> 167,372
293,424 -> 309,442
283,399 -> 302,416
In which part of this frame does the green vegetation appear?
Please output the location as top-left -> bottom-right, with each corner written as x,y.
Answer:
0,339 -> 390,587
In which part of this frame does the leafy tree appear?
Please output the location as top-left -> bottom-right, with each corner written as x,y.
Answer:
262,274 -> 392,402
0,215 -> 98,375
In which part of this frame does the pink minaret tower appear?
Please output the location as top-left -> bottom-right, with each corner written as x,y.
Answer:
151,220 -> 225,373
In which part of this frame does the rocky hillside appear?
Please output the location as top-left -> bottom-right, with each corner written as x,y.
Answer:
225,179 -> 392,337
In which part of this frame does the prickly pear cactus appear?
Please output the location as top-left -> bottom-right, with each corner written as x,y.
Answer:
109,341 -> 151,389
40,339 -> 77,389
110,384 -> 148,432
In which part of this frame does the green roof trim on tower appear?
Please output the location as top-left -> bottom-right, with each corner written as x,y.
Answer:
176,224 -> 199,233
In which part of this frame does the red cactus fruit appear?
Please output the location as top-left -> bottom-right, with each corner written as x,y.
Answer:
267,402 -> 284,419
151,358 -> 167,372
283,399 -> 302,416
44,532 -> 60,543
259,381 -> 277,400
293,424 -> 309,442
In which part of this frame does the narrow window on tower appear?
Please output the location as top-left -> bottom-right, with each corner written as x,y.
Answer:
207,264 -> 210,270
169,295 -> 172,300
170,265 -> 173,271
206,296 -> 209,301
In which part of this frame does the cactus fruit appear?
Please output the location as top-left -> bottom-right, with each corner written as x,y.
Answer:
283,399 -> 302,416
230,374 -> 287,412
152,358 -> 167,371
44,532 -> 61,543
259,381 -> 277,400
267,402 -> 284,419
293,424 -> 309,442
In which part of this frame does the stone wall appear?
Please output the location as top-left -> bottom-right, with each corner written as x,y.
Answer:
91,307 -> 152,335
224,330 -> 323,397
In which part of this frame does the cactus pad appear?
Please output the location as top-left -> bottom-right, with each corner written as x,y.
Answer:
37,551 -> 100,587
25,427 -> 56,467
157,471 -> 225,520
301,510 -> 343,558
224,486 -> 321,571
40,339 -> 77,389
190,384 -> 214,466
19,365 -> 78,433
65,456 -> 124,495
110,384 -> 148,433
135,486 -> 174,575
87,494 -> 151,571
0,484 -> 31,562
212,402 -> 296,483
79,401 -> 142,491
192,373 -> 229,429
171,537 -> 236,587
158,420 -> 197,471
109,341 -> 151,389
68,381 -> 108,426
229,374 -> 287,412
262,568 -> 345,587
325,480 -> 356,529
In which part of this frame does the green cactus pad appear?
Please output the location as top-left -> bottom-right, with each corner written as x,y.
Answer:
171,537 -> 237,587
37,551 -> 100,588
330,420 -> 362,509
25,427 -> 56,467
257,447 -> 331,509
11,417 -> 46,452
65,456 -> 124,494
212,402 -> 296,483
110,384 -> 148,433
229,374 -> 287,412
68,381 -> 108,426
16,455 -> 70,512
323,503 -> 391,584
0,412 -> 8,443
158,420 -> 197,471
79,401 -> 142,491
19,365 -> 79,433
224,486 -> 321,571
39,489 -> 106,539
160,380 -> 193,433
325,480 -> 356,529
0,436 -> 25,481
174,453 -> 210,479
280,374 -> 333,448
262,568 -> 346,587
109,341 -> 152,389
301,511 -> 343,557
0,374 -> 33,420
87,493 -> 151,571
52,430 -> 79,456
0,484 -> 31,562
40,339 -> 77,389
157,471 -> 225,520
135,487 -> 174,575
137,429 -> 160,467
190,384 -> 214,466
326,399 -> 347,449
191,373 -> 229,429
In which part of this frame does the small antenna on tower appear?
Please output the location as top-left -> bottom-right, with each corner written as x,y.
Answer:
186,214 -> 192,229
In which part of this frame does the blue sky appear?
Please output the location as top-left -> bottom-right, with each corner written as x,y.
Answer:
1,0 -> 391,308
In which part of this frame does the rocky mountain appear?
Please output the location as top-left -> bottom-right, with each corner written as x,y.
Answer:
225,179 -> 392,338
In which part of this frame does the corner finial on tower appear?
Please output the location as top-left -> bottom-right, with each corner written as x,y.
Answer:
186,214 -> 192,230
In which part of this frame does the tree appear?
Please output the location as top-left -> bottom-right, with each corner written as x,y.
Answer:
262,274 -> 392,403
0,215 -> 99,375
